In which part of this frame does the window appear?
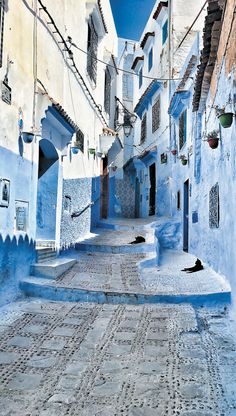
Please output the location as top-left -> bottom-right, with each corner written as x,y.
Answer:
162,19 -> 168,45
87,18 -> 98,84
140,113 -> 147,143
139,67 -> 143,89
75,129 -> 84,153
179,110 -> 187,149
152,97 -> 160,133
209,183 -> 220,228
148,48 -> 153,72
0,0 -> 5,68
104,67 -> 111,115
177,190 -> 181,210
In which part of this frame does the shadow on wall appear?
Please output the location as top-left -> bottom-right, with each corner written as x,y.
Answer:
0,234 -> 36,307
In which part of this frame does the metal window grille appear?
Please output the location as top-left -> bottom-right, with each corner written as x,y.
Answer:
87,18 -> 98,84
179,110 -> 187,149
152,97 -> 160,133
75,129 -> 84,153
104,67 -> 111,115
140,113 -> 147,143
209,183 -> 220,228
0,0 -> 5,68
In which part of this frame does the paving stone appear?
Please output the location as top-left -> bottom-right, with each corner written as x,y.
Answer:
48,392 -> 76,404
64,361 -> 89,375
56,375 -> 80,390
27,355 -> 57,368
41,339 -> 66,351
129,407 -> 159,416
52,326 -> 75,337
92,381 -> 121,396
8,372 -> 43,390
0,351 -> 19,364
22,323 -> 46,335
8,336 -> 32,348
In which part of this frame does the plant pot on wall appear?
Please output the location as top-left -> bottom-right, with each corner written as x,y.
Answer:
161,153 -> 167,164
171,149 -> 177,156
181,159 -> 188,165
218,112 -> 234,128
207,137 -> 219,149
71,146 -> 79,154
88,148 -> 96,155
22,132 -> 34,143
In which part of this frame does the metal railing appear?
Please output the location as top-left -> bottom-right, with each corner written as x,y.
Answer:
71,197 -> 100,219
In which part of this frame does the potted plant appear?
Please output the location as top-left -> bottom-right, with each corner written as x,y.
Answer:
171,149 -> 177,156
88,148 -> 96,155
71,146 -> 79,154
206,130 -> 219,149
22,131 -> 34,143
215,106 -> 234,128
179,154 -> 188,165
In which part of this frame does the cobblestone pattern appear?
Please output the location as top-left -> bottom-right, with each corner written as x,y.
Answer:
0,301 -> 235,415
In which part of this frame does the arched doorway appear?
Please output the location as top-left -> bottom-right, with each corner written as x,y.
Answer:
36,139 -> 59,242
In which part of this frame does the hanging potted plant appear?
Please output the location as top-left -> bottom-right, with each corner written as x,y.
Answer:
22,131 -> 34,144
179,154 -> 188,165
215,105 -> 234,128
71,146 -> 79,154
206,130 -> 219,149
88,148 -> 96,155
171,149 -> 177,156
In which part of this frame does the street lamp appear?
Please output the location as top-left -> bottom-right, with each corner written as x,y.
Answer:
115,96 -> 137,137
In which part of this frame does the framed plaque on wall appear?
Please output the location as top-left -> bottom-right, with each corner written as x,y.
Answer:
0,178 -> 10,207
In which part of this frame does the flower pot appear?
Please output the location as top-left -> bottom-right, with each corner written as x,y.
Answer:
171,149 -> 177,155
88,148 -> 96,155
218,112 -> 234,128
22,132 -> 34,143
112,166 -> 117,172
207,137 -> 219,149
71,146 -> 79,154
181,159 -> 187,165
96,151 -> 103,158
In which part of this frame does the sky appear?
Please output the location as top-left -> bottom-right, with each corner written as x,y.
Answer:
110,0 -> 156,41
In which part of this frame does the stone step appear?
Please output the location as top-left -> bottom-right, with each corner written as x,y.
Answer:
36,251 -> 57,263
19,276 -> 231,305
75,242 -> 155,254
30,258 -> 77,279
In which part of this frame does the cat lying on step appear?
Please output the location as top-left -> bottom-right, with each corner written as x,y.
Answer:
181,258 -> 203,273
129,236 -> 146,244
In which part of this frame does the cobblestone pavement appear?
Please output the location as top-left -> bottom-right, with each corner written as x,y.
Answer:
0,299 -> 236,415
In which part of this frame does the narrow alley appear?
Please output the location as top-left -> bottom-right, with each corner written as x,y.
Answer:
1,0 -> 236,414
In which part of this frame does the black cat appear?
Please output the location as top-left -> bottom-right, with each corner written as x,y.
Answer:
181,258 -> 203,273
130,236 -> 146,244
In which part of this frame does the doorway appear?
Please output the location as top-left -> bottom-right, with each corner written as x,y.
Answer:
100,156 -> 109,219
135,177 -> 140,218
36,139 -> 59,241
149,163 -> 156,216
183,179 -> 189,252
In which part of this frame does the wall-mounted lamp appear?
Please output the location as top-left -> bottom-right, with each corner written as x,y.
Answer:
115,96 -> 137,137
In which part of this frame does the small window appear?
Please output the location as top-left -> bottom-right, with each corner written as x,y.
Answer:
179,110 -> 187,149
104,67 -> 111,115
209,183 -> 220,228
140,113 -> 147,143
148,48 -> 153,72
162,19 -> 168,45
152,97 -> 160,133
139,67 -> 143,89
177,190 -> 181,210
87,18 -> 98,84
0,0 -> 5,68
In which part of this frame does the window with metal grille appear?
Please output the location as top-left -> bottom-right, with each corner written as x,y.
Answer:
139,67 -> 143,89
87,18 -> 98,84
140,113 -> 147,143
152,97 -> 160,133
0,0 -> 5,68
162,19 -> 168,45
75,129 -> 84,153
209,183 -> 220,228
179,110 -> 187,149
104,67 -> 111,115
148,48 -> 153,72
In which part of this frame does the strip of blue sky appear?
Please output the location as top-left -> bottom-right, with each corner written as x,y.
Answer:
110,0 -> 156,41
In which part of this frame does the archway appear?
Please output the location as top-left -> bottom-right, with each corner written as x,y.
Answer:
36,139 -> 59,242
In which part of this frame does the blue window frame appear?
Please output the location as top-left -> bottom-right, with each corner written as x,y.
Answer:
162,19 -> 168,45
148,48 -> 153,72
139,67 -> 143,88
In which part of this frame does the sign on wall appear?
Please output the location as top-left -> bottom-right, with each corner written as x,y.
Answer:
0,178 -> 10,207
15,200 -> 29,232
